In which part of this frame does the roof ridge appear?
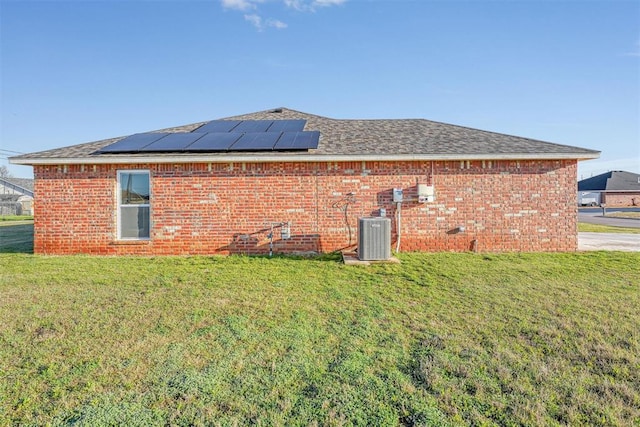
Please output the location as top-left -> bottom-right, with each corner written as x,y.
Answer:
220,106 -> 334,121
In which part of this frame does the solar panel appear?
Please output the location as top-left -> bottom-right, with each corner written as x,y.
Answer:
96,120 -> 319,154
140,133 -> 204,152
293,131 -> 320,149
266,120 -> 306,132
271,132 -> 296,149
186,133 -> 243,151
193,119 -> 306,134
231,132 -> 281,150
194,120 -> 242,133
232,120 -> 274,133
274,131 -> 320,150
99,133 -> 169,153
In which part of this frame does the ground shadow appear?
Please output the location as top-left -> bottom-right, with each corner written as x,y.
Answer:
219,230 -> 324,257
0,222 -> 34,253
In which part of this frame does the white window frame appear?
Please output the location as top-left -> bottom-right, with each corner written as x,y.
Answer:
117,170 -> 151,240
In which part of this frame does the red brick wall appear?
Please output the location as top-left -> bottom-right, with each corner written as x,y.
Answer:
33,159 -> 578,255
602,192 -> 640,207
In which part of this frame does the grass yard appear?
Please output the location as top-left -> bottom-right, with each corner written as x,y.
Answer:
1,252 -> 639,426
577,222 -> 640,234
0,215 -> 34,222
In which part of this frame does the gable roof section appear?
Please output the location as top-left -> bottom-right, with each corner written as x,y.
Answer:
9,107 -> 600,166
578,171 -> 640,192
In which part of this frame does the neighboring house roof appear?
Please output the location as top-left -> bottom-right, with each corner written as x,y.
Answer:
9,107 -> 600,166
0,178 -> 34,197
578,171 -> 640,192
0,194 -> 18,201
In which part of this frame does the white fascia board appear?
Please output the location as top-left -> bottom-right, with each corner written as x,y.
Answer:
10,151 -> 600,166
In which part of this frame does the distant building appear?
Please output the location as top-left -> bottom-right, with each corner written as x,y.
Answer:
578,171 -> 640,207
0,177 -> 34,215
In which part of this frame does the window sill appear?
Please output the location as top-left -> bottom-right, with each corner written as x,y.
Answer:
110,240 -> 151,246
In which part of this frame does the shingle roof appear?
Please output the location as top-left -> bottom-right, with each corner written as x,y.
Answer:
10,107 -> 600,165
578,171 -> 640,191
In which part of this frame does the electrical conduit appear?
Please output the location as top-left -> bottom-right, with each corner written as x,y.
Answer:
395,202 -> 402,252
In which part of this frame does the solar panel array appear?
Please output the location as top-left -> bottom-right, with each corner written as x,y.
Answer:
98,120 -> 318,154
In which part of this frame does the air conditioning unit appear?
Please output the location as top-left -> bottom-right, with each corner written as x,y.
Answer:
358,217 -> 391,261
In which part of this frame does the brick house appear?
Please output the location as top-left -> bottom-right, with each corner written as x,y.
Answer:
10,108 -> 599,255
578,171 -> 640,207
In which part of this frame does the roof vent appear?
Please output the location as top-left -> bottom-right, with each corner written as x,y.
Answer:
272,108 -> 283,113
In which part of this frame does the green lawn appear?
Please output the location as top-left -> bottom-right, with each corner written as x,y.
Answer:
0,215 -> 34,222
1,252 -> 639,426
577,222 -> 640,234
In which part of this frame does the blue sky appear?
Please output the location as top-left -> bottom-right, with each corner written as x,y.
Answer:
1,0 -> 638,179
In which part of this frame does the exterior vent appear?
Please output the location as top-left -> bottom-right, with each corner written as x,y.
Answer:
358,217 -> 391,261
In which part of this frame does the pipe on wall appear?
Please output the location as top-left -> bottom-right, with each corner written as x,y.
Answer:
395,202 -> 402,252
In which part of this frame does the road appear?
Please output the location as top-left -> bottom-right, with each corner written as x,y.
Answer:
578,207 -> 640,228
578,207 -> 640,214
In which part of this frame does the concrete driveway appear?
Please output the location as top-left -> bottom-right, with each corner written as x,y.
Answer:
578,233 -> 640,251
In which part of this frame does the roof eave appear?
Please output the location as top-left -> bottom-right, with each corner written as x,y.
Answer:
10,152 -> 600,166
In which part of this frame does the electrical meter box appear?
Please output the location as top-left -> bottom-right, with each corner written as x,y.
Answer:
392,188 -> 403,203
280,222 -> 291,240
417,184 -> 435,203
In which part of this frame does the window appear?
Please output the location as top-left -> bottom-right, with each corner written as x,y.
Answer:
118,171 -> 150,239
